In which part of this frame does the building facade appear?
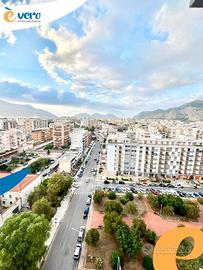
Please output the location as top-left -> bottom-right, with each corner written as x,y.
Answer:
106,133 -> 203,178
53,121 -> 71,148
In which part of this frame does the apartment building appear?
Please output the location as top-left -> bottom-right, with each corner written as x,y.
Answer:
0,118 -> 17,131
106,133 -> 203,178
53,121 -> 71,148
24,118 -> 48,134
31,128 -> 53,144
70,128 -> 91,152
0,129 -> 27,152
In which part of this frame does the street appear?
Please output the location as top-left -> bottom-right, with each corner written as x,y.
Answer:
42,140 -> 101,270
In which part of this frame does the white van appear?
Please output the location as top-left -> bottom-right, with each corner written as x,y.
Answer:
73,244 -> 82,260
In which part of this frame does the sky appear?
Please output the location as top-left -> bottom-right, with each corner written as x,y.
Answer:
0,0 -> 203,117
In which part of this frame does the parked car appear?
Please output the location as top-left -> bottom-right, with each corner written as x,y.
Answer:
83,207 -> 90,219
104,180 -> 110,184
77,226 -> 85,242
73,183 -> 79,188
73,244 -> 82,260
86,198 -> 91,206
118,180 -> 125,185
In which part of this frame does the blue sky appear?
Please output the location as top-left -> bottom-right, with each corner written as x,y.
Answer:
0,0 -> 203,117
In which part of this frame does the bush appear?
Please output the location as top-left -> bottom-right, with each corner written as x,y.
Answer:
104,212 -> 123,234
184,200 -> 200,220
148,194 -> 160,210
132,218 -> 147,237
137,193 -> 144,200
197,197 -> 203,205
94,190 -> 104,204
162,205 -> 175,216
110,250 -> 123,270
107,191 -> 117,200
126,202 -> 138,215
145,229 -> 157,244
143,256 -> 154,270
94,257 -> 103,269
120,196 -> 130,205
85,229 -> 100,246
125,192 -> 134,201
104,201 -> 123,214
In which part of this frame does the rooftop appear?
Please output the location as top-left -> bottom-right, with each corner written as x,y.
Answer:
0,172 -> 38,193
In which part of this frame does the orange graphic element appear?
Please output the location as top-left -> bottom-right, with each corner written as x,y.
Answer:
4,9 -> 16,22
153,227 -> 203,270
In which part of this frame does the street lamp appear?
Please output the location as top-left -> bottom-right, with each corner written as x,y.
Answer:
117,256 -> 121,270
190,0 -> 203,7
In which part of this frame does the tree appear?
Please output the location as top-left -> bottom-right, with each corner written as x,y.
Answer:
145,229 -> 157,244
120,196 -> 130,205
93,190 -> 104,204
107,191 -> 117,200
29,158 -> 50,173
104,212 -> 123,234
158,194 -> 186,216
115,223 -> 142,258
32,198 -> 54,221
143,256 -> 154,270
125,192 -> 134,201
110,250 -> 123,270
85,229 -> 100,246
162,205 -> 175,216
148,194 -> 160,210
28,184 -> 47,206
0,212 -> 50,270
104,201 -> 123,214
47,174 -> 72,206
132,218 -> 147,238
126,202 -> 138,215
184,201 -> 200,220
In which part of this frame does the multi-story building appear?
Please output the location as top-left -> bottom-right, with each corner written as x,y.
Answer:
70,128 -> 91,152
106,133 -> 203,178
31,128 -> 53,144
53,121 -> 71,148
0,118 -> 17,131
0,129 -> 27,152
24,118 -> 48,134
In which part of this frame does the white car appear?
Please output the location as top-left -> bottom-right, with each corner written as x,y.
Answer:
73,244 -> 82,260
73,183 -> 79,188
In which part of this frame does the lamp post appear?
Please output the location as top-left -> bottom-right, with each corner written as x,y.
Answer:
117,256 -> 121,270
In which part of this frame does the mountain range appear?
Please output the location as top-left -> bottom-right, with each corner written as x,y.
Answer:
73,113 -> 118,120
0,100 -> 55,119
135,100 -> 203,121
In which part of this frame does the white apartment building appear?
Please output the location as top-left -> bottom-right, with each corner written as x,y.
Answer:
106,133 -> 203,178
24,118 -> 49,134
0,129 -> 27,152
0,118 -> 17,131
70,128 -> 91,152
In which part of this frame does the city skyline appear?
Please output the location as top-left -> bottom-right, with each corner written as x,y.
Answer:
0,0 -> 203,117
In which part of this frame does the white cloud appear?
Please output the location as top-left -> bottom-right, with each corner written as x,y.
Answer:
37,0 -> 203,115
0,31 -> 16,45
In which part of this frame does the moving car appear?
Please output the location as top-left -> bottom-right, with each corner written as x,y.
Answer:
73,244 -> 82,260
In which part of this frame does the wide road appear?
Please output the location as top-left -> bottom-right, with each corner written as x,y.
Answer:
42,139 -> 101,270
